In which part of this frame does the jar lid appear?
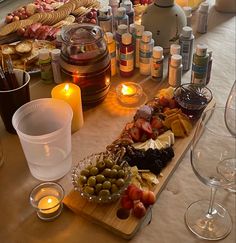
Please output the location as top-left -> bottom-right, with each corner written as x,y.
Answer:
170,44 -> 181,55
51,49 -> 61,60
135,24 -> 144,36
39,48 -> 50,60
153,46 -> 163,59
117,24 -> 128,34
182,26 -> 193,38
183,6 -> 192,17
155,0 -> 174,7
196,43 -> 208,56
142,31 -> 152,42
104,32 -> 114,43
122,33 -> 132,45
117,7 -> 126,17
171,54 -> 182,67
199,2 -> 209,12
129,23 -> 136,34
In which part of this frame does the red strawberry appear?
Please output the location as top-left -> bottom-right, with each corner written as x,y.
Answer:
129,127 -> 142,142
159,97 -> 169,107
151,116 -> 163,129
134,118 -> 146,129
141,121 -> 153,134
125,122 -> 134,131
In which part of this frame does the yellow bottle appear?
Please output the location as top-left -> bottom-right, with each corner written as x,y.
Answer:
105,32 -> 117,76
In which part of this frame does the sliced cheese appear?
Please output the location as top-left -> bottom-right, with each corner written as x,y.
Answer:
133,139 -> 163,151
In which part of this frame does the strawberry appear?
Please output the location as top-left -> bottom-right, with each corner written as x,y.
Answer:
134,118 -> 146,129
159,97 -> 169,107
129,127 -> 142,142
141,121 -> 153,134
151,116 -> 163,129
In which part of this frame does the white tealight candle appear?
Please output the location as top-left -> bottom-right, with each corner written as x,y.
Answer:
38,196 -> 60,214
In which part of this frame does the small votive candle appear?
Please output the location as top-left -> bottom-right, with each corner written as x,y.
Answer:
116,82 -> 143,106
30,182 -> 64,221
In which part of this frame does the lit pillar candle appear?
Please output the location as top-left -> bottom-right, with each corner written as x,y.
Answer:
51,83 -> 84,133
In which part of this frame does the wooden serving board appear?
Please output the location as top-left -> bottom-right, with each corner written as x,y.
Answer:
63,99 -> 216,239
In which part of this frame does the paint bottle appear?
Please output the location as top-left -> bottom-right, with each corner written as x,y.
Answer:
167,44 -> 181,76
38,48 -> 53,84
139,31 -> 154,76
98,6 -> 113,33
135,24 -> 145,68
114,7 -> 129,31
183,6 -> 192,27
51,49 -> 62,84
206,51 -> 213,85
116,24 -> 128,64
109,0 -> 119,17
179,26 -> 194,71
196,2 -> 209,34
119,33 -> 134,77
121,0 -> 134,24
168,54 -> 182,87
151,46 -> 164,81
105,32 -> 117,76
191,44 -> 209,85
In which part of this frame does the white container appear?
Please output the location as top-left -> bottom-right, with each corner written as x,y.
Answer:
12,98 -> 73,181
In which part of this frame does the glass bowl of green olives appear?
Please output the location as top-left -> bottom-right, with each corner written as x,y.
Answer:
72,152 -> 131,203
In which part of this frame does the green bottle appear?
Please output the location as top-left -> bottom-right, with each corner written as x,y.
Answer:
38,49 -> 53,84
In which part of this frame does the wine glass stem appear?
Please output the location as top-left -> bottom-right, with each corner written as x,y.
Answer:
207,187 -> 217,215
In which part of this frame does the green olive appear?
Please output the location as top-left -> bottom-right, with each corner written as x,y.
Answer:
112,164 -> 121,171
116,178 -> 125,188
78,175 -> 87,185
104,158 -> 114,168
95,183 -> 103,194
103,180 -> 111,190
84,186 -> 94,195
99,189 -> 110,197
111,184 -> 119,194
109,178 -> 117,184
89,166 -> 99,176
97,161 -> 106,171
80,169 -> 90,177
117,169 -> 125,178
110,169 -> 118,178
102,168 -> 111,177
96,174 -> 105,183
87,176 -> 96,187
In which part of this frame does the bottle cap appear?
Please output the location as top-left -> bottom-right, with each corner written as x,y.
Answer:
142,31 -> 152,42
199,2 -> 209,12
104,32 -> 114,44
196,43 -> 208,56
153,46 -> 163,59
99,7 -> 109,18
182,26 -> 193,38
107,6 -> 112,16
135,24 -> 144,36
170,44 -> 181,55
117,24 -> 128,34
51,49 -> 61,60
117,7 -> 126,17
129,23 -> 136,34
109,0 -> 119,6
155,0 -> 174,7
183,6 -> 192,17
39,48 -> 50,61
171,54 -> 182,67
123,0 -> 133,12
122,33 -> 132,45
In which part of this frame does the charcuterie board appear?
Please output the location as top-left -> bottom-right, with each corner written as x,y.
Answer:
63,99 -> 216,239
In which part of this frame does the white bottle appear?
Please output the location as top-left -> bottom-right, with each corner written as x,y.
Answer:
168,54 -> 182,87
135,24 -> 144,68
51,49 -> 62,84
183,6 -> 192,27
115,7 -> 129,31
151,46 -> 164,80
109,0 -> 119,17
139,31 -> 154,75
167,44 -> 181,76
116,24 -> 128,63
197,2 -> 209,34
179,26 -> 194,71
105,32 -> 117,76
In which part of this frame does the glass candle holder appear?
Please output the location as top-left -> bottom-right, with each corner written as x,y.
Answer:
30,182 -> 64,221
116,82 -> 143,106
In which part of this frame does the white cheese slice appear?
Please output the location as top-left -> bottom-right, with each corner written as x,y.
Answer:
158,130 -> 175,145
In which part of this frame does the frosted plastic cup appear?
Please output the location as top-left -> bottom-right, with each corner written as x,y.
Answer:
12,98 -> 73,181
0,69 -> 30,133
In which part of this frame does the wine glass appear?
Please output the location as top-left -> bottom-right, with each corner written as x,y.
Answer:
224,81 -> 236,136
185,107 -> 236,240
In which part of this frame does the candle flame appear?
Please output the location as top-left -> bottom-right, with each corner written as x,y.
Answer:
121,84 -> 136,96
48,198 -> 52,204
64,84 -> 69,92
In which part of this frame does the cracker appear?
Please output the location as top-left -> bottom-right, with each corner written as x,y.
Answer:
0,21 -> 21,37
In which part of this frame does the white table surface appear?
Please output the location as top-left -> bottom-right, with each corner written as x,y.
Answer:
0,1 -> 235,243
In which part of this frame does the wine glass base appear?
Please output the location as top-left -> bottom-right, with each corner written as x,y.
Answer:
185,200 -> 232,241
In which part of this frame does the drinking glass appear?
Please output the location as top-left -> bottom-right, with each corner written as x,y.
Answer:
224,81 -> 236,136
185,107 -> 236,240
